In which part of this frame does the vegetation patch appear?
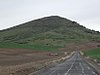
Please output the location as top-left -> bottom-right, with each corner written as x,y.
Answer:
0,42 -> 61,51
84,48 -> 100,60
0,16 -> 100,51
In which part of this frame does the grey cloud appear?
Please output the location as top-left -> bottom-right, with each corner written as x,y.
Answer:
0,0 -> 100,31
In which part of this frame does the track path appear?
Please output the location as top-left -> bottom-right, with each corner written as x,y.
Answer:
35,52 -> 99,75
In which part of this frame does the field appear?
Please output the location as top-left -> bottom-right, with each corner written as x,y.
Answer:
0,42 -> 99,75
0,42 -> 98,66
0,48 -> 53,66
0,48 -> 66,75
84,48 -> 100,60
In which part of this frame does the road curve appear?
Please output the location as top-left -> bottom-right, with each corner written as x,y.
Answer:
35,52 -> 99,75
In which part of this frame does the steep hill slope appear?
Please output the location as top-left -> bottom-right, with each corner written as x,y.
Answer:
0,16 -> 100,50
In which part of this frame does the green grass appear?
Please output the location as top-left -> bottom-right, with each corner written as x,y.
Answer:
0,42 -> 62,51
84,48 -> 100,60
0,16 -> 100,51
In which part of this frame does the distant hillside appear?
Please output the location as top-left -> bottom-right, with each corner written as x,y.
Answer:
0,16 -> 100,50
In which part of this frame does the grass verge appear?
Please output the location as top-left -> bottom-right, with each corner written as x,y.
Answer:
84,48 -> 100,60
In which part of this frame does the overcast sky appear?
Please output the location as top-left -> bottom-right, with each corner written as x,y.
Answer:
0,0 -> 100,31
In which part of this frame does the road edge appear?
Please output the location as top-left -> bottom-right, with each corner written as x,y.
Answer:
80,51 -> 100,75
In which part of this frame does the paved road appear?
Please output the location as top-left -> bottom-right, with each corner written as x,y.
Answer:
35,52 -> 99,75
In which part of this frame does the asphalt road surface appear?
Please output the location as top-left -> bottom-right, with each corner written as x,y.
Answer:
35,52 -> 99,75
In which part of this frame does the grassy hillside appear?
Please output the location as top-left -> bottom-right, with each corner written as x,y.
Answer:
0,16 -> 100,50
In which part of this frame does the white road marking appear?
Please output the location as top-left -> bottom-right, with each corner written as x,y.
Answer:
64,59 -> 76,75
92,71 -> 96,74
79,63 -> 85,74
49,70 -> 56,75
57,73 -> 60,75
87,66 -> 90,70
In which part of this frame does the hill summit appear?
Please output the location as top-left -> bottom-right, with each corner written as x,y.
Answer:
0,16 -> 100,50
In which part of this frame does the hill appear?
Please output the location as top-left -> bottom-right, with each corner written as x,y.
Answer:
0,16 -> 100,50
